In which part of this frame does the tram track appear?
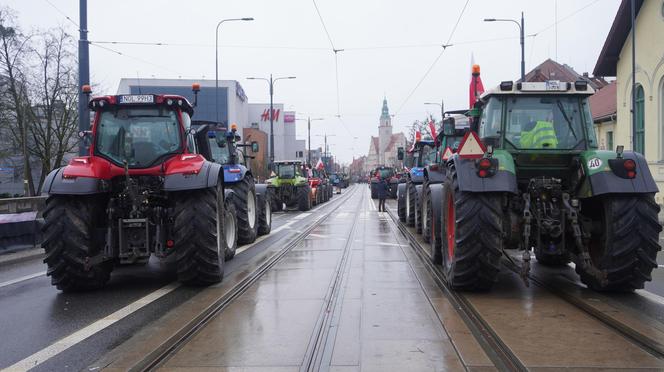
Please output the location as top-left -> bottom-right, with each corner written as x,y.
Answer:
384,204 -> 664,370
141,186 -> 360,371
384,206 -> 527,372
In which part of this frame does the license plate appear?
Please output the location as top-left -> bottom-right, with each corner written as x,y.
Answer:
119,95 -> 154,104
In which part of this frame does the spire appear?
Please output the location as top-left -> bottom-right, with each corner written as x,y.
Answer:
380,96 -> 390,121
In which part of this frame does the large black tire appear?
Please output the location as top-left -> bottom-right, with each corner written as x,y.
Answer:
406,182 -> 417,227
421,184 -> 432,243
441,167 -> 502,291
426,183 -> 444,264
223,196 -> 239,260
271,189 -> 283,212
42,196 -> 112,292
257,190 -> 272,235
228,176 -> 258,245
174,186 -> 232,286
577,194 -> 661,291
397,184 -> 407,222
297,185 -> 312,211
415,185 -> 424,234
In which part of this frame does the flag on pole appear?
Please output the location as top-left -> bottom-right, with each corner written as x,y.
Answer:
428,120 -> 437,143
315,158 -> 325,170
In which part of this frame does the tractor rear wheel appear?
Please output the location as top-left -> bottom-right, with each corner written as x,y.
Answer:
578,194 -> 661,291
406,182 -> 417,227
174,185 -> 231,286
421,184 -> 432,243
415,185 -> 424,234
229,176 -> 258,245
257,190 -> 272,235
427,183 -> 444,264
397,184 -> 407,222
42,195 -> 112,292
298,185 -> 312,211
441,167 -> 502,291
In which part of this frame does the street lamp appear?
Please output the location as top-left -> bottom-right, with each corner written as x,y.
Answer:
246,75 -> 296,167
484,12 -> 525,81
215,17 -> 253,125
424,100 -> 444,121
296,116 -> 324,166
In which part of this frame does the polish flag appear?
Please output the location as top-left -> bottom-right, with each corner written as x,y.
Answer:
316,158 -> 325,170
469,53 -> 485,109
428,120 -> 437,143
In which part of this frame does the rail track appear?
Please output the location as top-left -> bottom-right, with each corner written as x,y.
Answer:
384,205 -> 664,370
141,186 -> 360,371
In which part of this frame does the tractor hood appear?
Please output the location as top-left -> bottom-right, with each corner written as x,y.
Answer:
60,154 -> 206,180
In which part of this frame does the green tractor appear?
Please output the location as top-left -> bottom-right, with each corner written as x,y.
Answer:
267,160 -> 312,212
439,80 -> 661,292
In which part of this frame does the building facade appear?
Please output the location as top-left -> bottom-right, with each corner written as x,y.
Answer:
594,0 -> 664,201
247,104 -> 305,162
365,98 -> 406,170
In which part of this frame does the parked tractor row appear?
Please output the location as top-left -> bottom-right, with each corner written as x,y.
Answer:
395,74 -> 662,293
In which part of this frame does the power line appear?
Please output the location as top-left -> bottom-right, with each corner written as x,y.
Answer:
396,0 -> 470,115
312,0 -> 337,51
43,0 -> 79,29
530,0 -> 602,36
89,42 -> 185,76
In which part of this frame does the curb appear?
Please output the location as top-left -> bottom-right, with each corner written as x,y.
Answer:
0,247 -> 44,267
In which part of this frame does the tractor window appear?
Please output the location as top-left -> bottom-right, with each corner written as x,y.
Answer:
505,96 -> 587,150
95,108 -> 182,168
581,99 -> 598,149
479,97 -> 503,142
209,131 -> 231,164
422,145 -> 436,166
277,164 -> 297,179
377,168 -> 394,179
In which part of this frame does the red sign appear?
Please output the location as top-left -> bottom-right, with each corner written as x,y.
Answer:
260,108 -> 280,122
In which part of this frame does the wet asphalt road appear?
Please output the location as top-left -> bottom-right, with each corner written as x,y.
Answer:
0,191 -> 348,371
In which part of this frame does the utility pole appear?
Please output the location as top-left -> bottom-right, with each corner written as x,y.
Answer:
631,0 -> 636,151
484,12 -> 526,81
78,0 -> 90,155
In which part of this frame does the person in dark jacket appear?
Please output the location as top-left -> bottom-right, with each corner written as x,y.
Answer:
376,175 -> 389,212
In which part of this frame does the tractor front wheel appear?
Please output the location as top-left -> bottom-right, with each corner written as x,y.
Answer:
397,184 -> 407,222
42,196 -> 112,292
578,194 -> 661,291
257,190 -> 272,235
441,167 -> 502,291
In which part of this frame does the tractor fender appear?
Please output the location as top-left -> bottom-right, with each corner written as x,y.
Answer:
223,188 -> 237,203
41,167 -> 104,195
409,167 -> 425,184
222,164 -> 248,184
424,167 -> 445,184
584,151 -> 658,196
255,183 -> 270,198
164,161 -> 223,191
449,156 -> 517,194
429,183 -> 445,226
397,183 -> 407,199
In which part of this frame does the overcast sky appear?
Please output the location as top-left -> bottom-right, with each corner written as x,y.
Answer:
5,0 -> 620,163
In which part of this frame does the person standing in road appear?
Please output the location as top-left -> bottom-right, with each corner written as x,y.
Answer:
377,173 -> 388,212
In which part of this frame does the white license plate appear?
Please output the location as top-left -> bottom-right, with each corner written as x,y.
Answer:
119,95 -> 154,104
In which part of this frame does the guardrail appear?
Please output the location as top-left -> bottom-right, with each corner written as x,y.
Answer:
0,196 -> 47,253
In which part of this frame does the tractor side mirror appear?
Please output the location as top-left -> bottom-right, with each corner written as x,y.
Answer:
397,147 -> 404,160
251,141 -> 259,152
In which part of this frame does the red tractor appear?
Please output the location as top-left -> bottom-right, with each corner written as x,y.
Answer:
40,85 -> 238,291
307,167 -> 329,206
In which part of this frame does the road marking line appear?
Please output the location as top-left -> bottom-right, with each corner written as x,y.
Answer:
3,283 -> 180,372
658,265 -> 664,268
0,271 -> 46,289
636,289 -> 664,306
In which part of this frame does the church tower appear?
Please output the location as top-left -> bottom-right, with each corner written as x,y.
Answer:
378,97 -> 392,165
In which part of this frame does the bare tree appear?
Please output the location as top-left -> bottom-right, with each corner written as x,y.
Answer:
0,7 -> 35,195
28,28 -> 78,191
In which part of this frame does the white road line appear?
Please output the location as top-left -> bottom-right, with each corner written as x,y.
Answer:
0,271 -> 46,289
636,289 -> 664,306
2,282 -> 179,372
658,265 -> 664,268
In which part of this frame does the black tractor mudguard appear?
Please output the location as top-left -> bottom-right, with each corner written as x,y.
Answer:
451,157 -> 517,194
41,167 -> 104,195
424,168 -> 445,184
587,152 -> 658,196
255,183 -> 270,198
163,162 -> 223,192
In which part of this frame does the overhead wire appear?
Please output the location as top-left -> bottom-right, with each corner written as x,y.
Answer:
89,42 -> 185,76
43,0 -> 79,29
395,0 -> 470,115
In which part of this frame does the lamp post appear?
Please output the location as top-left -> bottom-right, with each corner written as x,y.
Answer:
484,12 -> 525,81
247,75 -> 296,167
215,17 -> 253,125
424,100 -> 444,121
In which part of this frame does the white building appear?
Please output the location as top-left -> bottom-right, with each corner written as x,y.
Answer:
248,104 -> 305,162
